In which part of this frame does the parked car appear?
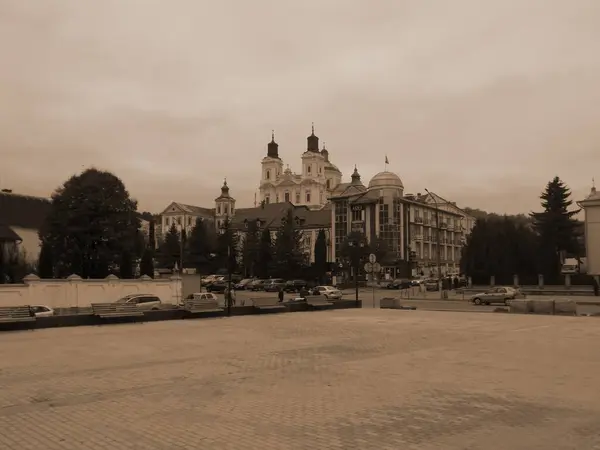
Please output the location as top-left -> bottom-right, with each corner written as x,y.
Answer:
470,286 -> 520,305
234,278 -> 255,290
410,278 -> 425,286
201,275 -> 220,286
207,281 -> 228,293
424,279 -> 440,291
264,278 -> 286,292
30,305 -> 54,317
115,294 -> 162,310
183,292 -> 219,304
386,279 -> 412,289
284,280 -> 308,293
313,286 -> 343,300
248,279 -> 268,291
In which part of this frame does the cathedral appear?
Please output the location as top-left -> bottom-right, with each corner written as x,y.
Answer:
259,125 -> 342,210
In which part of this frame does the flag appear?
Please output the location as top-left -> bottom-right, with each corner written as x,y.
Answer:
385,155 -> 389,164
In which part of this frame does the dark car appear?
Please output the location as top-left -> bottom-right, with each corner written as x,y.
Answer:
234,278 -> 255,290
284,280 -> 307,293
207,281 -> 228,293
387,278 -> 412,289
264,278 -> 286,292
248,279 -> 268,291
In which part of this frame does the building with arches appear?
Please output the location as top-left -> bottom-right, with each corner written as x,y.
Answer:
329,167 -> 475,278
259,125 -> 342,209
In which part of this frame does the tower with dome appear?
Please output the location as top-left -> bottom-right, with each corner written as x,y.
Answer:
258,125 -> 342,209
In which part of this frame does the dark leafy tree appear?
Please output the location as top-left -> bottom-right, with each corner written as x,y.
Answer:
313,229 -> 328,282
148,220 -> 156,251
39,168 -> 140,279
119,250 -> 134,278
0,244 -> 33,284
241,220 -> 260,277
186,218 -> 211,272
139,247 -> 154,278
531,176 -> 581,282
256,227 -> 273,279
133,228 -> 146,259
370,236 -> 389,264
272,209 -> 306,278
158,223 -> 181,269
215,217 -> 238,272
338,231 -> 370,265
37,241 -> 54,278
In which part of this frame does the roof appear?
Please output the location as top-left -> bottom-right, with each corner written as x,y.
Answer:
368,171 -> 404,190
161,202 -> 214,216
0,191 -> 51,230
230,202 -> 330,230
0,223 -> 22,242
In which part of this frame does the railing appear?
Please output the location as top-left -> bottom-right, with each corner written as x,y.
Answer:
415,217 -> 423,224
412,234 -> 423,241
440,222 -> 448,229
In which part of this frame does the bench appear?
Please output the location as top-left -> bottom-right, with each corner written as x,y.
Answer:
183,299 -> 224,314
575,300 -> 600,316
251,297 -> 286,311
380,297 -> 417,310
0,306 -> 35,323
91,303 -> 145,319
304,296 -> 333,307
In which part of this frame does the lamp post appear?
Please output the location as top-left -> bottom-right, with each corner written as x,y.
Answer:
424,188 -> 443,299
348,239 -> 364,307
220,221 -> 233,317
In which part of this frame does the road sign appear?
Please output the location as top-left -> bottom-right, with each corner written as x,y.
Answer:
364,262 -> 381,273
372,262 -> 381,272
364,262 -> 373,272
369,253 -> 376,264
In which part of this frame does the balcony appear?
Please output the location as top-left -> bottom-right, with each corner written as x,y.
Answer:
424,218 -> 431,225
440,222 -> 448,229
412,234 -> 423,241
415,217 -> 423,224
423,236 -> 430,242
447,224 -> 454,230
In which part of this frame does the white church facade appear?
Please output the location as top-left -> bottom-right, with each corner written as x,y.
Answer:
259,125 -> 342,210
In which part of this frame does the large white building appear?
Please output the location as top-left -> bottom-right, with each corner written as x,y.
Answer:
259,125 -> 342,210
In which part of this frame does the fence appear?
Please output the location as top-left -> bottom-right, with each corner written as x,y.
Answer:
0,274 -> 182,309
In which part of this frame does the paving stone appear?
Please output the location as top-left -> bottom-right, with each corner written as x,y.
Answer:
1,310 -> 600,449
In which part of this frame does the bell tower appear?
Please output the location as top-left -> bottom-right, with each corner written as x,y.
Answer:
215,179 -> 236,230
260,130 -> 283,205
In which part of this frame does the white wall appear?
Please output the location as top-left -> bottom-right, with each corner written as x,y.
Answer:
585,204 -> 600,275
0,274 -> 182,308
11,226 -> 41,262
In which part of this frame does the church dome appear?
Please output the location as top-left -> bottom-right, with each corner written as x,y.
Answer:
368,171 -> 404,190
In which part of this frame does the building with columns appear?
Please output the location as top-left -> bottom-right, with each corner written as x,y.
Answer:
259,125 -> 343,210
329,166 -> 475,278
578,183 -> 600,277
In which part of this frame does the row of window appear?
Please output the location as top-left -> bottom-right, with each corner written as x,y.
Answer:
265,191 -> 323,205
165,216 -> 194,227
216,203 -> 233,215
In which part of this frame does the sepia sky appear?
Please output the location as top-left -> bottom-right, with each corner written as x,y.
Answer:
1,0 -> 599,215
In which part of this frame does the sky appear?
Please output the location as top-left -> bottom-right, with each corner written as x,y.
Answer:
1,0 -> 599,215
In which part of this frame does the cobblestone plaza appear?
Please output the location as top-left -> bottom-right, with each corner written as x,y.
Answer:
1,310 -> 600,449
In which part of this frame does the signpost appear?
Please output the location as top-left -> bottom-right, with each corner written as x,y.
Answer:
364,254 -> 381,307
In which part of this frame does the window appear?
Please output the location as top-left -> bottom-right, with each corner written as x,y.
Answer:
187,217 -> 192,225
352,207 -> 362,222
296,192 -> 300,203
276,194 -> 279,203
165,217 -> 170,226
320,192 -> 323,204
284,192 -> 290,202
217,205 -> 221,214
265,196 -> 270,204
266,170 -> 270,180
307,165 -> 311,174
306,192 -> 311,203
326,179 -> 331,189
319,166 -> 322,173
177,217 -> 182,225
224,205 -> 229,215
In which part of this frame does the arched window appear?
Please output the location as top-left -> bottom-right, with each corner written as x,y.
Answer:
266,170 -> 270,180
326,179 -> 331,189
284,192 -> 290,202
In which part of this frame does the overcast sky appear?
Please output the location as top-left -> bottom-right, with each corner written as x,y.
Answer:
1,0 -> 599,214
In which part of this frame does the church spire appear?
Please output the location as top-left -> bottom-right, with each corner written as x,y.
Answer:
267,129 -> 279,158
351,165 -> 362,184
307,122 -> 319,152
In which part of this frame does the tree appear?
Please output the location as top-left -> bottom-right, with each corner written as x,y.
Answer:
139,247 -> 154,278
39,168 -> 140,279
119,250 -> 134,278
0,244 -> 33,284
370,236 -> 389,264
313,228 -> 328,282
37,241 -> 54,278
158,223 -> 181,269
148,220 -> 156,251
531,176 -> 581,282
256,227 -> 272,279
272,208 -> 306,278
338,231 -> 370,266
241,220 -> 260,277
186,218 -> 211,272
215,217 -> 238,273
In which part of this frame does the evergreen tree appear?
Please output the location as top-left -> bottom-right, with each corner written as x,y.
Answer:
139,247 -> 154,278
216,217 -> 238,272
531,176 -> 581,282
119,250 -> 134,279
38,168 -> 140,279
148,220 -> 156,251
158,223 -> 181,269
273,209 -> 306,278
180,227 -> 188,266
186,218 -> 211,272
241,220 -> 260,277
37,241 -> 54,278
313,228 -> 328,282
256,227 -> 272,279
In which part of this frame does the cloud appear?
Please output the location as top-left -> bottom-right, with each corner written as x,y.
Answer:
0,0 -> 599,214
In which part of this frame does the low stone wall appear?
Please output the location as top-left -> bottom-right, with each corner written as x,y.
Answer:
509,299 -> 576,315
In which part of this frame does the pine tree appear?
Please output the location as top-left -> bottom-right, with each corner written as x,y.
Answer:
313,229 -> 328,282
216,217 -> 238,273
139,247 -> 154,278
241,220 -> 260,277
119,250 -> 134,278
531,176 -> 581,281
148,220 -> 156,250
256,227 -> 272,279
187,218 -> 210,272
37,241 -> 54,278
158,223 -> 181,269
273,208 -> 306,278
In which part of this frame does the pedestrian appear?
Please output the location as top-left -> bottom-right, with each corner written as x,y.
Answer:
278,287 -> 284,303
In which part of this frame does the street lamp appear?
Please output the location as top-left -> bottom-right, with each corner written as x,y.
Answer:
424,188 -> 444,299
219,221 -> 233,317
348,240 -> 365,306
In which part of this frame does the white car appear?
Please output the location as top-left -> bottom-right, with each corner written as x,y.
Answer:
186,293 -> 219,303
314,286 -> 343,300
30,305 -> 54,317
115,294 -> 162,310
471,286 -> 520,305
